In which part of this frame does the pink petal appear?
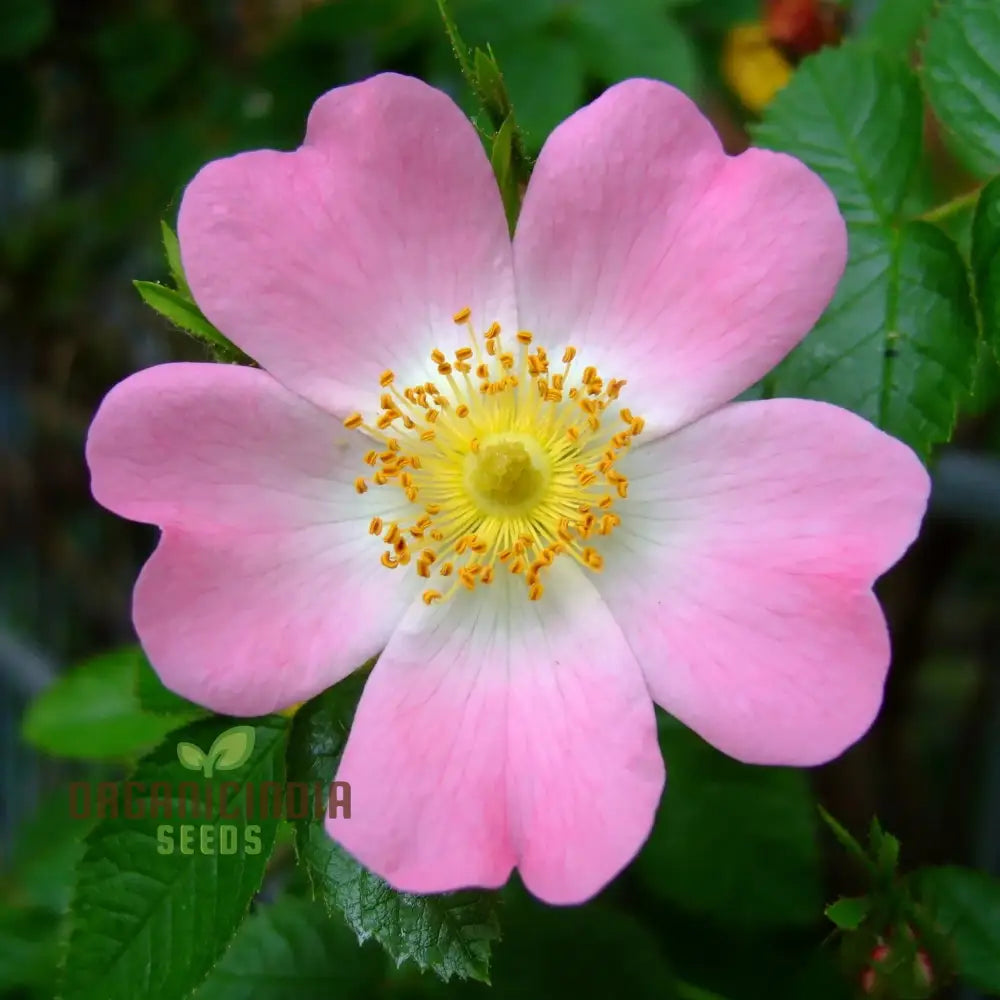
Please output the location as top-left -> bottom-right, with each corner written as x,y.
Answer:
87,362 -> 395,530
134,525 -> 412,716
177,73 -> 516,416
597,399 -> 930,765
513,79 -> 847,434
328,563 -> 664,904
85,362 -> 416,715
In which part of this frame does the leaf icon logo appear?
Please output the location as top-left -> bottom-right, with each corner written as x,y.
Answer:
176,742 -> 207,772
176,726 -> 255,778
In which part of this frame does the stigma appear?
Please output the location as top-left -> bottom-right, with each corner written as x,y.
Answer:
342,310 -> 643,603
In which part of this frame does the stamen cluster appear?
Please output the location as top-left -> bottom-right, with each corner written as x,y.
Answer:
343,310 -> 644,603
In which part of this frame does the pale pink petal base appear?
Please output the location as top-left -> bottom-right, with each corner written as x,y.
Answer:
328,562 -> 664,904
514,79 -> 847,435
597,398 -> 930,765
86,362 -> 416,715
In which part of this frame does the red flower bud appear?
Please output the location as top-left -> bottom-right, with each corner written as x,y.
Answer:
764,0 -> 845,57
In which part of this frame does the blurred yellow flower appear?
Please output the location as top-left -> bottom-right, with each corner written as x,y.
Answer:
722,23 -> 793,115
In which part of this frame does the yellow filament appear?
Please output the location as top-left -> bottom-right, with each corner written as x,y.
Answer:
342,309 -> 639,601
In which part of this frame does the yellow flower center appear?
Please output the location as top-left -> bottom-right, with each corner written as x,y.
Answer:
467,435 -> 548,514
343,309 -> 644,604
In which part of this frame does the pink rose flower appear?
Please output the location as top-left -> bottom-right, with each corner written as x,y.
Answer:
86,74 -> 929,904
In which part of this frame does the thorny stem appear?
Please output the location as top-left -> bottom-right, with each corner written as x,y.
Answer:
434,0 -> 475,88
434,0 -> 533,233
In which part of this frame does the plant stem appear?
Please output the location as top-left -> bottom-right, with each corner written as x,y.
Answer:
434,0 -> 475,87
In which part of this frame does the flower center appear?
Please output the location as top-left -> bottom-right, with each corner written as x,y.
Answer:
342,309 -> 644,604
466,435 -> 549,515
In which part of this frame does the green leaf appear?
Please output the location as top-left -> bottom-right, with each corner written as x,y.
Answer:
757,45 -> 980,461
972,174 -> 1000,357
755,44 -> 923,226
826,896 -> 871,931
135,651 -> 210,720
177,741 -> 206,771
863,0 -> 936,52
208,725 -> 257,774
491,113 -> 520,235
133,280 -> 250,362
916,866 -> 1000,991
473,48 -> 531,229
22,648 -> 192,760
870,819 -> 901,880
635,714 -> 822,928
160,220 -> 190,295
287,673 -> 501,983
923,0 -> 1000,178
194,896 -> 384,1000
764,221 -> 978,460
60,714 -> 289,1000
472,46 -> 513,128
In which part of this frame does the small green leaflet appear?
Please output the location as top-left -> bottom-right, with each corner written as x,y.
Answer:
160,218 -> 190,295
135,222 -> 253,364
825,896 -> 871,931
490,112 -> 520,235
133,281 -> 248,362
22,647 -> 193,760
